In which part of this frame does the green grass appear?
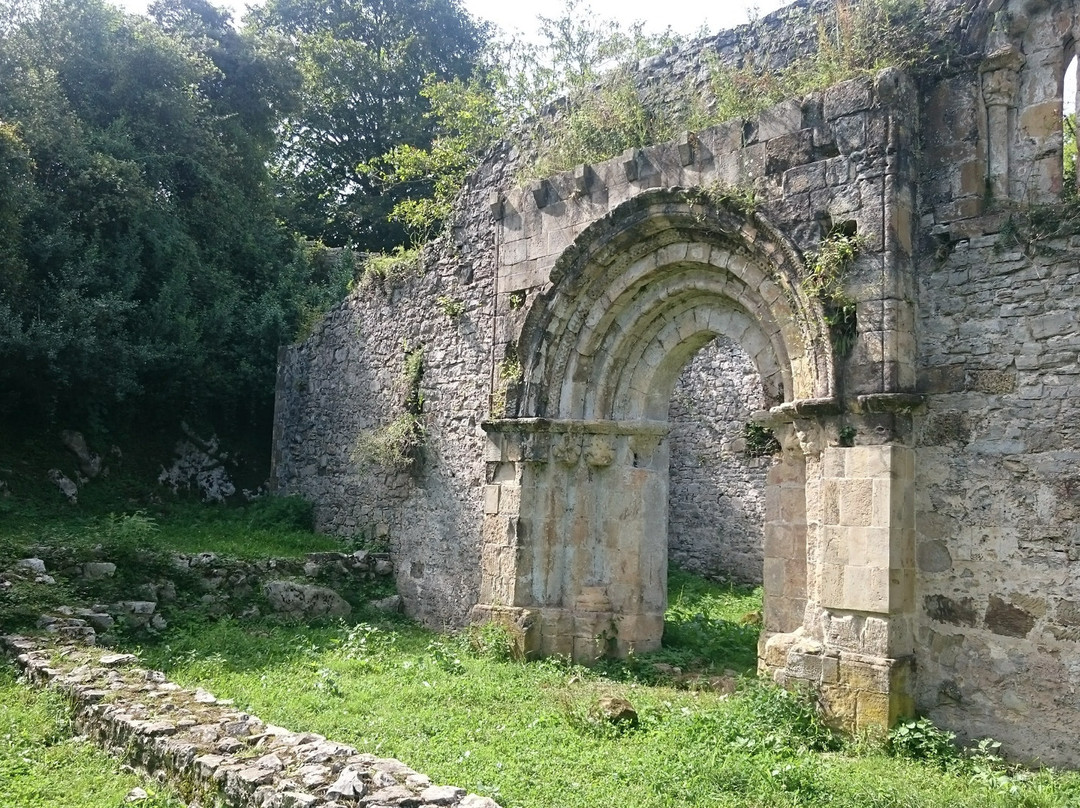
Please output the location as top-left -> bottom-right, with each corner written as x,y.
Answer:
0,498 -> 354,633
3,478 -> 1079,808
0,499 -> 343,562
120,573 -> 1080,808
0,662 -> 185,808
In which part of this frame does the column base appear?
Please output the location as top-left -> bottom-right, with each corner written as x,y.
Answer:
469,604 -> 663,662
760,630 -> 915,734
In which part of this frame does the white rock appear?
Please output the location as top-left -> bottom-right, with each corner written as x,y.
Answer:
263,581 -> 351,619
326,767 -> 367,799
17,558 -> 46,574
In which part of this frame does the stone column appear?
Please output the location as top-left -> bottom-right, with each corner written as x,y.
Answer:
472,418 -> 670,662
760,402 -> 919,734
980,44 -> 1024,201
762,422 -> 808,635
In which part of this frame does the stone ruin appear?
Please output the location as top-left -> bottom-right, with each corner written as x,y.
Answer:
272,0 -> 1080,766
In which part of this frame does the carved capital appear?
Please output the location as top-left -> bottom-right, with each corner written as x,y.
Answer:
584,435 -> 615,467
551,433 -> 582,466
980,43 -> 1025,108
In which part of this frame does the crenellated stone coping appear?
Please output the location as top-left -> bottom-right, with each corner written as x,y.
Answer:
3,635 -> 501,808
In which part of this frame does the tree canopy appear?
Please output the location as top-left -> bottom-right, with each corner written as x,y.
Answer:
250,0 -> 489,249
0,0 -> 348,429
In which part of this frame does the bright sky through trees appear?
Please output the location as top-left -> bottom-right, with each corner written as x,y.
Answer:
117,0 -> 794,40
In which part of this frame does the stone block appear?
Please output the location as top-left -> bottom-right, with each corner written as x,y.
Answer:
483,485 -> 500,515
763,557 -> 787,593
823,77 -> 874,120
765,130 -> 814,175
832,114 -> 867,153
843,446 -> 891,479
838,478 -> 874,527
820,564 -> 846,610
856,691 -> 892,731
821,655 -> 840,684
750,98 -> 804,142
737,143 -> 767,184
839,655 -> 891,693
823,525 -> 849,564
787,650 -> 823,681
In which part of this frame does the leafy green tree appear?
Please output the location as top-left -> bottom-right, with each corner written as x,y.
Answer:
0,0 -> 340,429
250,0 -> 489,249
360,73 -> 504,243
361,1 -> 684,242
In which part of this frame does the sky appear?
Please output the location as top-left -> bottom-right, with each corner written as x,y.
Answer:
117,0 -> 794,40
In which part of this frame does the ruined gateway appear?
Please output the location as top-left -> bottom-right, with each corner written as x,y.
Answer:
272,0 -> 1080,767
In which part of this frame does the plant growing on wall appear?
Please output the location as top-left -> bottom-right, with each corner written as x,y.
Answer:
743,422 -> 781,458
436,295 -> 466,320
803,227 -> 863,357
491,353 -> 523,418
355,246 -> 423,290
353,343 -> 425,470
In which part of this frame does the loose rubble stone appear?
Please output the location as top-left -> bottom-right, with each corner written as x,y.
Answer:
370,595 -> 403,614
47,469 -> 78,503
264,581 -> 351,620
81,562 -> 117,580
17,558 -> 47,574
327,767 -> 367,799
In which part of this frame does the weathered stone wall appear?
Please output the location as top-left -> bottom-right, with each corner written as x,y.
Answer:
904,1 -> 1080,765
668,337 -> 770,584
913,233 -> 1080,764
272,156 -> 513,629
274,0 -> 1080,766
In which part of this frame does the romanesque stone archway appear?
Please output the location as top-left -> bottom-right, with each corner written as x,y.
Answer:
473,190 -> 836,661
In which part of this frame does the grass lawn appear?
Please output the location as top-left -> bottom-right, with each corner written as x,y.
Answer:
122,570 -> 1080,808
0,498 -> 345,561
3,490 -> 1079,808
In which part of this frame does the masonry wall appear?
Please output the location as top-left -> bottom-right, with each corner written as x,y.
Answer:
909,0 -> 1080,764
668,337 -> 770,584
914,233 -> 1080,766
273,0 -> 1080,767
272,157 -> 513,628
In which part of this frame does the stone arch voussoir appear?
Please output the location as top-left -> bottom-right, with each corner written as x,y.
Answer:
514,188 -> 837,421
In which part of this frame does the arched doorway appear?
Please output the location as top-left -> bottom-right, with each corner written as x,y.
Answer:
473,189 -> 834,660
474,188 -> 919,732
668,335 -> 771,586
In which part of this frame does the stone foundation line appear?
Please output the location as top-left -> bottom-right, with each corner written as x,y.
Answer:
2,634 -> 501,808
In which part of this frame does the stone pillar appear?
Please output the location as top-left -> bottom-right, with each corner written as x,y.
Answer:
762,423 -> 807,634
980,43 -> 1025,201
761,409 -> 918,734
472,418 -> 670,662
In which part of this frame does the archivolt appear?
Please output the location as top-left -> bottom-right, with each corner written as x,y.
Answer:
514,189 -> 836,420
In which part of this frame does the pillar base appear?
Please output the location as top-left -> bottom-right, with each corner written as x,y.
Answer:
760,630 -> 915,734
470,603 -> 663,662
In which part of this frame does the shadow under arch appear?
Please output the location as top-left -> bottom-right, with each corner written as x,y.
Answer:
476,188 -> 838,663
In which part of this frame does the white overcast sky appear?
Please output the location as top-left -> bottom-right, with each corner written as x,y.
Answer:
115,0 -> 1076,112
116,0 -> 794,41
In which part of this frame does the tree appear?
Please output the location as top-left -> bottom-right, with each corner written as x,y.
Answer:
250,0 -> 489,249
0,0 -> 342,429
